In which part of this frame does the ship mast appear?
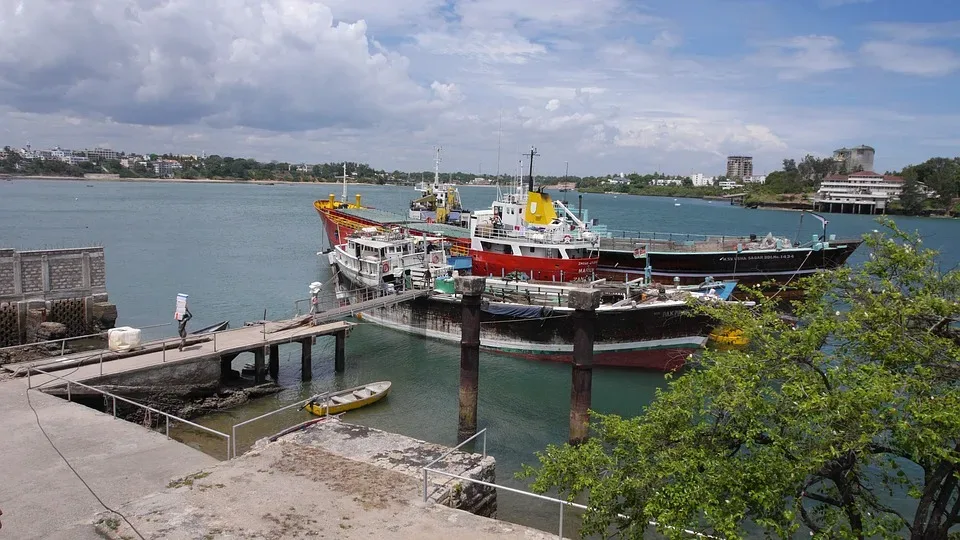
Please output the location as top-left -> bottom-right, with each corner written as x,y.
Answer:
526,146 -> 539,192
340,162 -> 348,202
433,146 -> 442,192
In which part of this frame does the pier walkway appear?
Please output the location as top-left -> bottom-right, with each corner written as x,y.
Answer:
0,378 -> 217,539
23,319 -> 353,388
313,288 -> 432,324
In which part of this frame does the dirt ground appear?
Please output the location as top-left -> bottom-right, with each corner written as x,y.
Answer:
95,439 -> 559,539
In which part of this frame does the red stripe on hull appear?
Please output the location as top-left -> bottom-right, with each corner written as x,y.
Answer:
490,346 -> 692,371
470,249 -> 598,282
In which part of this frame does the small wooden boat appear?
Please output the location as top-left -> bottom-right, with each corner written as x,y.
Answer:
304,381 -> 391,416
190,320 -> 230,335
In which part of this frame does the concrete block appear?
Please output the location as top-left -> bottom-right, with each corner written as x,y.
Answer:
567,289 -> 602,311
454,276 -> 486,297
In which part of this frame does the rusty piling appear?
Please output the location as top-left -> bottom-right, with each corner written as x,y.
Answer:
455,276 -> 486,443
568,289 -> 601,445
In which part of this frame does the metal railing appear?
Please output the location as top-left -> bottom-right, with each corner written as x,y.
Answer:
230,392 -> 329,459
474,222 -> 598,246
0,322 -> 173,357
26,365 -> 232,460
421,430 -> 714,540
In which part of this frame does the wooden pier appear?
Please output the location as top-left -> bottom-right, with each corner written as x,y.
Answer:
22,318 -> 353,389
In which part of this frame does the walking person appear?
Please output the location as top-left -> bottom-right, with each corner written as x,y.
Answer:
177,306 -> 192,351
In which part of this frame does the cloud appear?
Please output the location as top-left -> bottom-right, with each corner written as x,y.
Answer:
867,21 -> 960,42
413,31 -> 546,64
749,35 -> 854,79
860,41 -> 960,76
0,0 -> 453,132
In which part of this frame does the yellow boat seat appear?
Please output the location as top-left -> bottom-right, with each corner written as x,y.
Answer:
331,396 -> 351,405
353,391 -> 369,399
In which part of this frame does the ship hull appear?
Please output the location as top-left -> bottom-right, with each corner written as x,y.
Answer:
352,294 -> 713,371
470,249 -> 599,282
596,241 -> 862,289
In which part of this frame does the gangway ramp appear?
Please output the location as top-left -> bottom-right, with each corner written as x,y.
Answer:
313,288 -> 433,324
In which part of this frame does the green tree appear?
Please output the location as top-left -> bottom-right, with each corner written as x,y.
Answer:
521,222 -> 960,540
899,170 -> 926,215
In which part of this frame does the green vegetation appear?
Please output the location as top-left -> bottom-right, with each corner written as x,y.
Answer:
898,157 -> 960,214
521,222 -> 960,540
167,470 -> 212,489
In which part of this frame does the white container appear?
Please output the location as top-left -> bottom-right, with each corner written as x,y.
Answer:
108,326 -> 142,352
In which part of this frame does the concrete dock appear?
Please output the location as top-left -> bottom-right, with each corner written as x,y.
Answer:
94,420 -> 559,540
22,319 -> 353,389
0,378 -> 217,539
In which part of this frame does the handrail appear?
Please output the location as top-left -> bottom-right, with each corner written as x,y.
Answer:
421,430 -> 715,540
0,321 -> 173,355
26,365 -> 232,460
230,392 -> 328,459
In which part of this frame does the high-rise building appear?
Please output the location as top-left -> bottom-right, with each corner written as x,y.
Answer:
832,145 -> 874,173
726,156 -> 753,179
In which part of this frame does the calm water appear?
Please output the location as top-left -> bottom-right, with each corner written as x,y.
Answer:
2,179 -> 957,531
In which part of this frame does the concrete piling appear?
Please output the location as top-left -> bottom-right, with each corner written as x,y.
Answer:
254,347 -> 266,385
334,331 -> 346,373
268,344 -> 280,380
567,289 -> 601,445
455,276 -> 486,443
301,338 -> 313,381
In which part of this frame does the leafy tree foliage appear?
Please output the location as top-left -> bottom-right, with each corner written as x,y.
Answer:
522,222 -> 959,540
900,158 -> 960,210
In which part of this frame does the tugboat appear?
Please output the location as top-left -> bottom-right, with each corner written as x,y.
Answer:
408,146 -> 470,226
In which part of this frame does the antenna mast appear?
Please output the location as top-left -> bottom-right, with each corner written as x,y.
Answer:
433,146 -> 442,190
341,162 -> 348,202
526,147 -> 539,192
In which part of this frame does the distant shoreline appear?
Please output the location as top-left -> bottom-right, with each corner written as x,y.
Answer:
3,175 -> 378,186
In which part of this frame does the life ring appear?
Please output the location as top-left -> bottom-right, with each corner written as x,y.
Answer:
563,235 -> 572,243
430,253 -> 441,265
633,247 -> 646,258
381,262 -> 390,273
425,217 -> 435,224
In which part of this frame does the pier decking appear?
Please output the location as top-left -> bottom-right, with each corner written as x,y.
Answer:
22,319 -> 353,388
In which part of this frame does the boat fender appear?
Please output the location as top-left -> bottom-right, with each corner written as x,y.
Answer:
563,234 -> 572,243
382,262 -> 390,273
430,253 -> 441,265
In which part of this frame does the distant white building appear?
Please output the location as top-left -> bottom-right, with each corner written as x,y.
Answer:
153,159 -> 183,178
813,171 -> 905,214
718,180 -> 742,190
653,178 -> 682,186
743,175 -> 766,184
689,173 -> 716,187
85,147 -> 119,161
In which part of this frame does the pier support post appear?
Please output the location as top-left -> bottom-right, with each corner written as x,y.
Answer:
301,338 -> 313,381
455,276 -> 486,443
254,348 -> 266,385
568,289 -> 601,445
334,330 -> 346,373
269,344 -> 280,380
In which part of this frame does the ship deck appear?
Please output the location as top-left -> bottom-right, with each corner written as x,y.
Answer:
337,208 -> 470,240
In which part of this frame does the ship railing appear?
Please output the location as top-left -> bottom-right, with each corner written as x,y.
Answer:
474,223 -> 597,246
421,429 -> 715,540
598,230 -> 801,253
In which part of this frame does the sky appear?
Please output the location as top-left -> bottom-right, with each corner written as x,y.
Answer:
1,0 -> 958,176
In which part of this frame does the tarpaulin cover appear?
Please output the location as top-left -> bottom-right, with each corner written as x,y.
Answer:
482,303 -> 553,319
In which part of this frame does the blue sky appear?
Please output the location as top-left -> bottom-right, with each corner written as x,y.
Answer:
0,0 -> 957,176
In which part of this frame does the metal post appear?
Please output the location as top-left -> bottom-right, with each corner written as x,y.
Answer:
112,396 -> 117,417
163,342 -> 166,363
67,381 -> 71,401
423,469 -> 429,502
27,367 -> 31,389
232,425 -> 237,459
214,332 -> 217,352
482,431 -> 487,459
559,502 -> 565,539
455,276 -> 485,443
226,436 -> 231,462
166,416 -> 170,438
99,351 -> 103,376
568,289 -> 601,445
60,339 -> 65,356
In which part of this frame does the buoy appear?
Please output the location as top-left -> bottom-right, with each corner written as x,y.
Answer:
381,262 -> 390,273
563,235 -> 572,243
430,253 -> 441,264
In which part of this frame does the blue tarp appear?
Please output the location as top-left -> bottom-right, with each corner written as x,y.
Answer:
448,256 -> 473,270
482,303 -> 553,319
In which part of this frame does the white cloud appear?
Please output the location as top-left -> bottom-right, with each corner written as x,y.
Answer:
545,99 -> 560,111
749,35 -> 854,79
819,0 -> 874,7
867,21 -> 960,42
860,41 -> 960,76
414,31 -> 546,64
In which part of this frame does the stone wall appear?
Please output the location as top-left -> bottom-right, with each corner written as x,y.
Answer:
0,247 -> 116,347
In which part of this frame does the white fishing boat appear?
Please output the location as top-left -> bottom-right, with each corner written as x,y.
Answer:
328,227 -> 453,289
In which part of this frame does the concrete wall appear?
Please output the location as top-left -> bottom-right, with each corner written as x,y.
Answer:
0,247 -> 115,347
85,355 -> 221,394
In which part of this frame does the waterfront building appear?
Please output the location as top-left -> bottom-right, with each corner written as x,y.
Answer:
690,173 -> 716,187
813,170 -> 903,214
743,174 -> 766,184
153,159 -> 183,178
85,147 -> 120,161
832,145 -> 875,173
726,156 -> 753,179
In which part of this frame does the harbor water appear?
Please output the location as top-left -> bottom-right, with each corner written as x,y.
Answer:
2,179 -> 958,532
